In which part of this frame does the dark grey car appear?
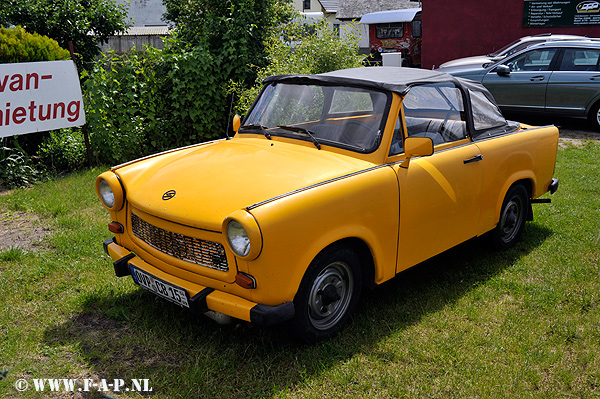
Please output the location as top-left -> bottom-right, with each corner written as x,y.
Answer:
440,41 -> 600,130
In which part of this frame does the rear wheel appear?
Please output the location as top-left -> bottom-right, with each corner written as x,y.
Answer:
588,102 -> 600,131
289,245 -> 362,342
490,184 -> 529,249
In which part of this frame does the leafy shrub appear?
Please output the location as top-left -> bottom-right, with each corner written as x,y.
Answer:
37,129 -> 86,172
0,144 -> 44,188
84,46 -> 227,165
0,26 -> 70,63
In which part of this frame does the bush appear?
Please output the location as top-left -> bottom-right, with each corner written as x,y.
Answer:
84,46 -> 227,165
0,144 -> 45,188
37,129 -> 86,172
0,26 -> 70,63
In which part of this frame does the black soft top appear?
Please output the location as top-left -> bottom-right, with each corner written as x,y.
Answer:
262,66 -> 517,140
263,66 -> 489,97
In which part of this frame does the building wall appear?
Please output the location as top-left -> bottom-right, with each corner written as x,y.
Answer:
422,0 -> 600,69
117,0 -> 167,27
293,0 -> 322,13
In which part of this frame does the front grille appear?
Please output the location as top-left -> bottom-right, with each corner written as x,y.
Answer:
131,212 -> 228,271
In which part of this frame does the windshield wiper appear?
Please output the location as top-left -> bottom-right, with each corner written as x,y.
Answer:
240,124 -> 271,140
277,125 -> 321,150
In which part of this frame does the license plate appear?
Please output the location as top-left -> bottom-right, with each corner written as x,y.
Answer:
130,266 -> 190,308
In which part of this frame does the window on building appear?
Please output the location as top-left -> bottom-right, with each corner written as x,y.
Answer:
376,23 -> 404,39
412,20 -> 422,38
333,24 -> 340,37
303,0 -> 311,10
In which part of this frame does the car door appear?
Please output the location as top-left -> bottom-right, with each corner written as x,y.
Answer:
546,47 -> 600,116
482,48 -> 559,112
390,82 -> 483,272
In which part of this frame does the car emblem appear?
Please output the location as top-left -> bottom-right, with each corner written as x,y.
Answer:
162,190 -> 176,200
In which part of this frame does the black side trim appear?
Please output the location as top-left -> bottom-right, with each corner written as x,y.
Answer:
250,302 -> 295,326
189,288 -> 215,315
247,165 -> 385,210
113,253 -> 135,277
103,237 -> 116,254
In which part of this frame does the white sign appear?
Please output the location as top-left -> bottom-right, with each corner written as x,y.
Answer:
0,60 -> 86,137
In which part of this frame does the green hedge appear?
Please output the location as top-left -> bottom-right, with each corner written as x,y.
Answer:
84,46 -> 227,165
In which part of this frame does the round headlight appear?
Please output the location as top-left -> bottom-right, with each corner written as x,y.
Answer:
98,179 -> 115,208
226,220 -> 251,257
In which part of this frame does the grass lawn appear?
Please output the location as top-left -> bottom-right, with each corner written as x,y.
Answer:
0,141 -> 598,398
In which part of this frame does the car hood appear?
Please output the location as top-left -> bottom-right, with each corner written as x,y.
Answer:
438,55 -> 495,69
435,64 -> 489,81
114,137 -> 375,231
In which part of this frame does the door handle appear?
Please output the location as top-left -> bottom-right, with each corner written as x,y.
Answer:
530,75 -> 545,82
590,75 -> 600,81
463,154 -> 483,164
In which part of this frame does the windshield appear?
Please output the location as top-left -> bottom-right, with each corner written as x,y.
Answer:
242,83 -> 390,152
487,39 -> 521,57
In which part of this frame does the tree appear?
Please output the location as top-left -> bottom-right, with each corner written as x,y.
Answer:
162,0 -> 295,85
0,0 -> 129,67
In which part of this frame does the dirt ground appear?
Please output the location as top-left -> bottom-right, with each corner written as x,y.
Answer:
0,210 -> 50,252
0,118 -> 598,252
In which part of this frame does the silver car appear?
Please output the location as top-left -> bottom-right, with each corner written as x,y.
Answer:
438,34 -> 586,69
441,40 -> 600,130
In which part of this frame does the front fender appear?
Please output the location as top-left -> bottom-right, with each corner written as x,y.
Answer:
245,166 -> 399,306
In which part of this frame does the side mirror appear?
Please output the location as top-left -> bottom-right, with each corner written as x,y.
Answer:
233,114 -> 241,133
495,64 -> 511,76
400,136 -> 433,168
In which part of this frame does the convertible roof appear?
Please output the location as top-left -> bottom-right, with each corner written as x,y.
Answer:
263,67 -> 482,96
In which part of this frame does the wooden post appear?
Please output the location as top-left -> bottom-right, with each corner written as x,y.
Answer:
68,41 -> 93,167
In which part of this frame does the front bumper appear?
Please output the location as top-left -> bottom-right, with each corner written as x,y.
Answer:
103,237 -> 294,326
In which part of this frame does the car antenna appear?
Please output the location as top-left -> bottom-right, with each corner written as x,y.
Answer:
225,92 -> 234,140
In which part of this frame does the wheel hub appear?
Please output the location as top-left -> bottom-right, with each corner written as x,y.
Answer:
318,284 -> 341,307
307,262 -> 353,330
500,198 -> 522,242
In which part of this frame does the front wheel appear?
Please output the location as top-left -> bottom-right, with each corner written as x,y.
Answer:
289,245 -> 362,342
490,184 -> 529,249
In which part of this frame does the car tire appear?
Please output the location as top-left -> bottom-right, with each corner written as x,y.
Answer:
490,183 -> 529,250
588,102 -> 600,131
288,245 -> 362,342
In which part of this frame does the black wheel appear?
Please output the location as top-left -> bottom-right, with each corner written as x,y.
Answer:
289,245 -> 362,342
490,184 -> 529,249
588,102 -> 600,131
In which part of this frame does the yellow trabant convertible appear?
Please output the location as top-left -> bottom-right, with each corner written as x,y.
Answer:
96,67 -> 559,341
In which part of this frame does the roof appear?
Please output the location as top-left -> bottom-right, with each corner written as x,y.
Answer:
531,39 -> 600,49
120,26 -> 170,36
359,8 -> 421,24
263,67 -> 483,96
318,0 -> 339,13
336,0 -> 421,20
